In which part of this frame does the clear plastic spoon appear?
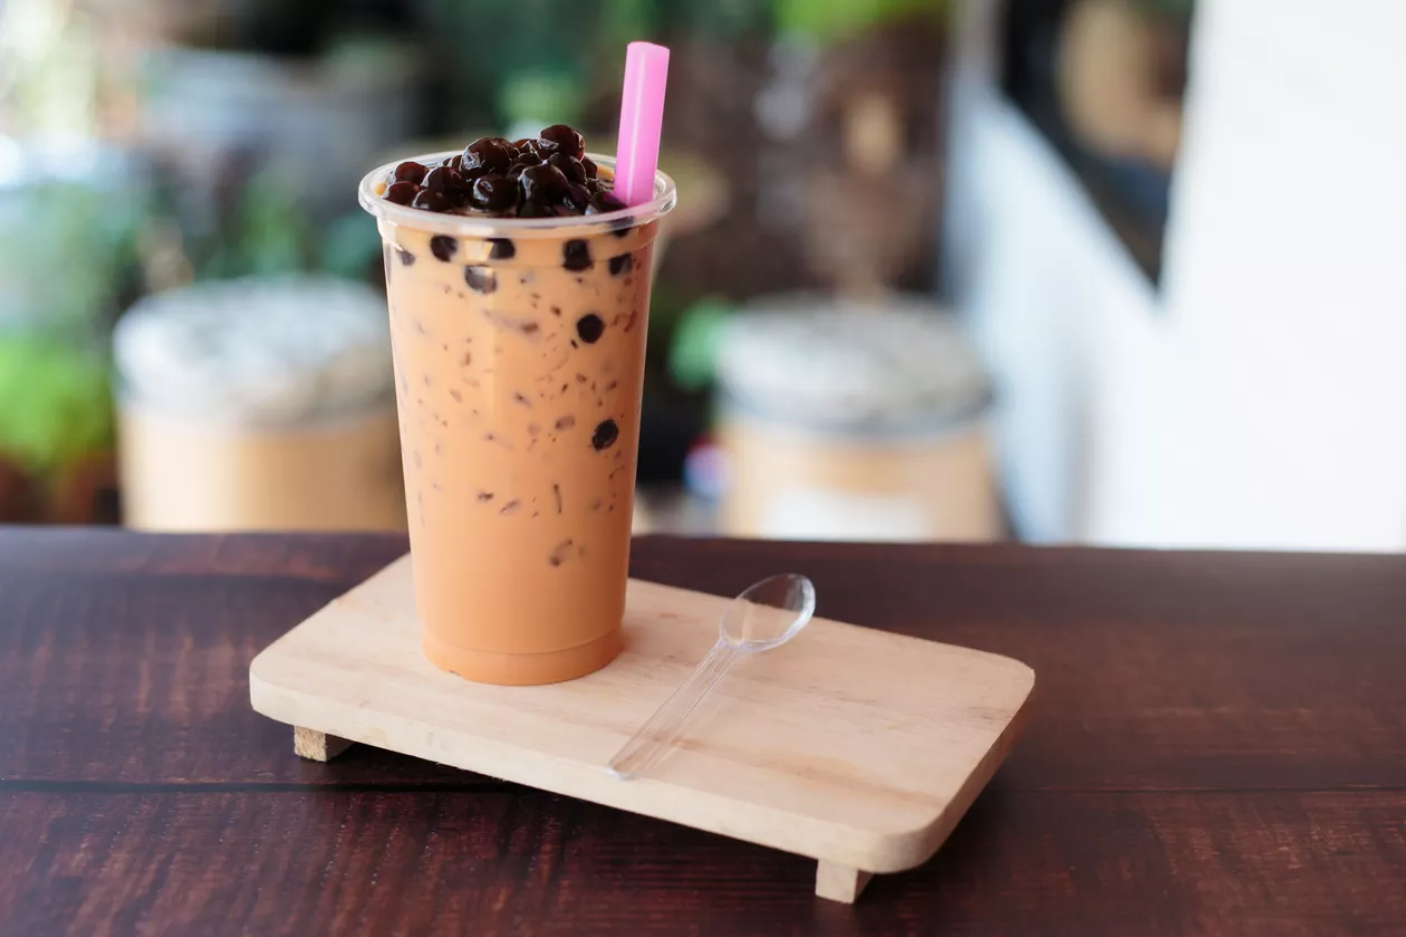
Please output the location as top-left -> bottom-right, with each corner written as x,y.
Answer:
608,573 -> 817,780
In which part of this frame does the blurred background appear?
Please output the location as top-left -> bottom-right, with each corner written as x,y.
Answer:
4,0 -> 1404,552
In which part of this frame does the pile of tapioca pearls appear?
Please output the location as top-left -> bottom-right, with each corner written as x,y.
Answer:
382,125 -> 627,219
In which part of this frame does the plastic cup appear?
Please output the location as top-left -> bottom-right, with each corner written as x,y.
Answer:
359,153 -> 676,685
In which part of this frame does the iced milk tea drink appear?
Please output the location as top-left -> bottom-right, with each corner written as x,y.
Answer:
359,127 -> 675,685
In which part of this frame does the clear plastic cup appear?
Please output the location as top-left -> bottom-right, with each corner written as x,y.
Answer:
359,153 -> 675,685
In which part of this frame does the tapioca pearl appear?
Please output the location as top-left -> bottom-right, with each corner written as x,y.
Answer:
488,237 -> 516,260
563,183 -> 591,213
575,313 -> 604,343
412,188 -> 450,212
395,246 -> 415,266
465,266 -> 497,294
609,253 -> 632,276
521,164 -> 570,208
587,188 -> 624,213
464,137 -> 515,174
423,166 -> 453,191
394,161 -> 428,184
562,239 -> 592,271
591,419 -> 619,451
431,236 -> 458,261
540,124 -> 585,159
547,151 -> 587,184
472,174 -> 519,213
385,180 -> 418,204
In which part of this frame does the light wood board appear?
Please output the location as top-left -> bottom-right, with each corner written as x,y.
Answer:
249,556 -> 1034,902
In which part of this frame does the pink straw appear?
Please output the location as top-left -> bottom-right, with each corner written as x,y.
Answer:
614,41 -> 670,208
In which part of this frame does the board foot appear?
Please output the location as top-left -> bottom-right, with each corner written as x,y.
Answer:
293,727 -> 353,762
815,861 -> 873,903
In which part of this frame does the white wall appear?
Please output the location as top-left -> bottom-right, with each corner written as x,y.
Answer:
1155,0 -> 1406,550
947,0 -> 1406,551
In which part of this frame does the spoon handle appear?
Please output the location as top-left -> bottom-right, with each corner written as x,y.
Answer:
608,638 -> 739,780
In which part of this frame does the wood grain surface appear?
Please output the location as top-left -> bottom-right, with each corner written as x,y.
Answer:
250,558 -> 1034,880
3,529 -> 1406,935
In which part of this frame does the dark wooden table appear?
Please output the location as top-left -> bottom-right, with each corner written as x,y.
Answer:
3,529 -> 1404,936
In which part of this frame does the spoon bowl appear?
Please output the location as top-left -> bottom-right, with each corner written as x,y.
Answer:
722,573 -> 816,651
608,573 -> 817,780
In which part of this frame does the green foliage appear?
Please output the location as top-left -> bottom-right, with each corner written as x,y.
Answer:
774,0 -> 948,42
198,170 -> 311,280
317,210 -> 384,282
416,0 -> 602,124
0,333 -> 113,474
668,0 -> 775,41
500,71 -> 586,128
0,178 -> 143,337
667,296 -> 736,393
598,0 -> 660,52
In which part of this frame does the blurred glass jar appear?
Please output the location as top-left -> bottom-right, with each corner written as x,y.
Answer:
713,293 -> 999,543
113,275 -> 404,532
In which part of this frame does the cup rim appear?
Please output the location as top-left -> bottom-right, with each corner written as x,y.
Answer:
358,151 -> 677,239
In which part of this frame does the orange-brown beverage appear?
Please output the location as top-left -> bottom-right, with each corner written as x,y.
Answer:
360,151 -> 675,685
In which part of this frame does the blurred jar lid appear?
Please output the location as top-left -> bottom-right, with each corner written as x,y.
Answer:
715,292 -> 991,435
114,275 -> 392,426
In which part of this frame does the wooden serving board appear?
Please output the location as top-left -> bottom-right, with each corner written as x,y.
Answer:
249,556 -> 1034,902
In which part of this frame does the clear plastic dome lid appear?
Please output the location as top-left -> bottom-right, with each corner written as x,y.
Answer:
715,293 -> 991,434
114,275 -> 393,425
